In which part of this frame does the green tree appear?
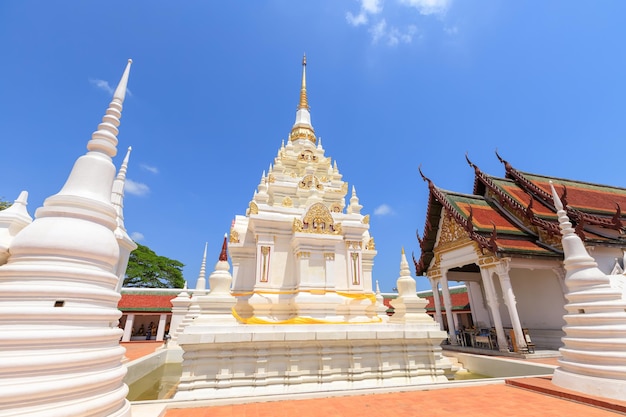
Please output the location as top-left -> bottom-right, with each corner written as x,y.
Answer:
0,198 -> 11,211
124,243 -> 185,288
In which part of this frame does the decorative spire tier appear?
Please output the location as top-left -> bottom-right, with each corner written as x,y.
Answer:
550,181 -> 626,401
289,54 -> 316,144
0,60 -> 133,416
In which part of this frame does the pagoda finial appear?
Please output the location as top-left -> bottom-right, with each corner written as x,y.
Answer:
111,146 -> 133,235
87,59 -> 132,158
299,53 -> 309,111
219,233 -> 228,261
289,55 -> 316,143
195,242 -> 208,291
550,181 -> 575,236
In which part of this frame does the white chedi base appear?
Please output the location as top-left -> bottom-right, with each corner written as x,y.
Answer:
552,367 -> 626,402
174,323 -> 448,401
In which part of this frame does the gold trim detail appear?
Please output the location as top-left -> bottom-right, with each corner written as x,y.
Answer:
282,196 -> 293,207
299,174 -> 323,190
366,237 -> 375,250
293,203 -> 342,235
249,201 -> 259,215
363,215 -> 370,225
346,240 -> 362,250
229,228 -> 240,243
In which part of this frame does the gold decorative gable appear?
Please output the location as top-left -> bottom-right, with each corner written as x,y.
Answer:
293,202 -> 342,234
437,211 -> 472,251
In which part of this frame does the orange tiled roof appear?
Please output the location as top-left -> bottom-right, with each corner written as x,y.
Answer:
118,292 -> 177,312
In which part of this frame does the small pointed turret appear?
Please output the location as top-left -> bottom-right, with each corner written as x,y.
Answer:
195,242 -> 208,293
289,55 -> 316,144
348,186 -> 363,214
0,191 -> 33,265
219,233 -> 228,262
112,146 -> 132,234
112,146 -> 138,292
390,247 -> 430,324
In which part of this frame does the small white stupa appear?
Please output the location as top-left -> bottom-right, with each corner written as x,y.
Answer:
0,60 -> 134,416
550,181 -> 626,401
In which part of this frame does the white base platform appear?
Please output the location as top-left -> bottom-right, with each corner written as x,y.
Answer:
174,323 -> 449,401
552,367 -> 626,401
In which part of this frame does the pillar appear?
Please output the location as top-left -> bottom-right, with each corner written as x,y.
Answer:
428,276 -> 444,330
156,313 -> 167,341
495,259 -> 527,352
479,265 -> 508,351
440,270 -> 457,344
122,313 -> 135,342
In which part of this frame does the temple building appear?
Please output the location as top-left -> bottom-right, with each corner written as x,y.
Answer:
415,152 -> 626,353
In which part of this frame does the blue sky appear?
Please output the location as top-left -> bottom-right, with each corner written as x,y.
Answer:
2,1 -> 626,292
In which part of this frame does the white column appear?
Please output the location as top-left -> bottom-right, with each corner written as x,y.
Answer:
122,313 -> 134,342
465,282 -> 478,325
156,313 -> 167,341
428,276 -> 444,330
440,270 -> 458,344
480,266 -> 508,351
496,260 -> 527,352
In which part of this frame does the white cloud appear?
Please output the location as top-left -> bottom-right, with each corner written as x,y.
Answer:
374,204 -> 394,215
130,232 -> 145,242
89,78 -> 114,95
346,0 -> 451,46
398,0 -> 450,15
370,19 -> 388,43
346,0 -> 383,26
370,20 -> 417,46
89,78 -> 133,97
124,179 -> 150,196
140,164 -> 159,174
444,25 -> 459,35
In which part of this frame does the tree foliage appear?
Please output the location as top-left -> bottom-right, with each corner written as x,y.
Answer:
124,243 -> 185,288
0,198 -> 11,211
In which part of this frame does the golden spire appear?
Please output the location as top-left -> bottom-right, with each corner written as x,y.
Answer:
289,54 -> 316,144
298,54 -> 309,110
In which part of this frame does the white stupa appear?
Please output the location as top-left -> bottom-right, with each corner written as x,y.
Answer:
229,55 -> 377,323
175,57 -> 449,401
0,60 -> 134,416
550,181 -> 626,401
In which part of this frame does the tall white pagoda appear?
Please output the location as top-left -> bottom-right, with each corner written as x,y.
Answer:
229,55 -> 377,324
175,57 -> 449,401
550,182 -> 626,401
0,61 -> 134,416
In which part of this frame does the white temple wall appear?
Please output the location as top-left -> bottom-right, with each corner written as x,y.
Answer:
589,245 -> 624,274
508,268 -> 566,330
